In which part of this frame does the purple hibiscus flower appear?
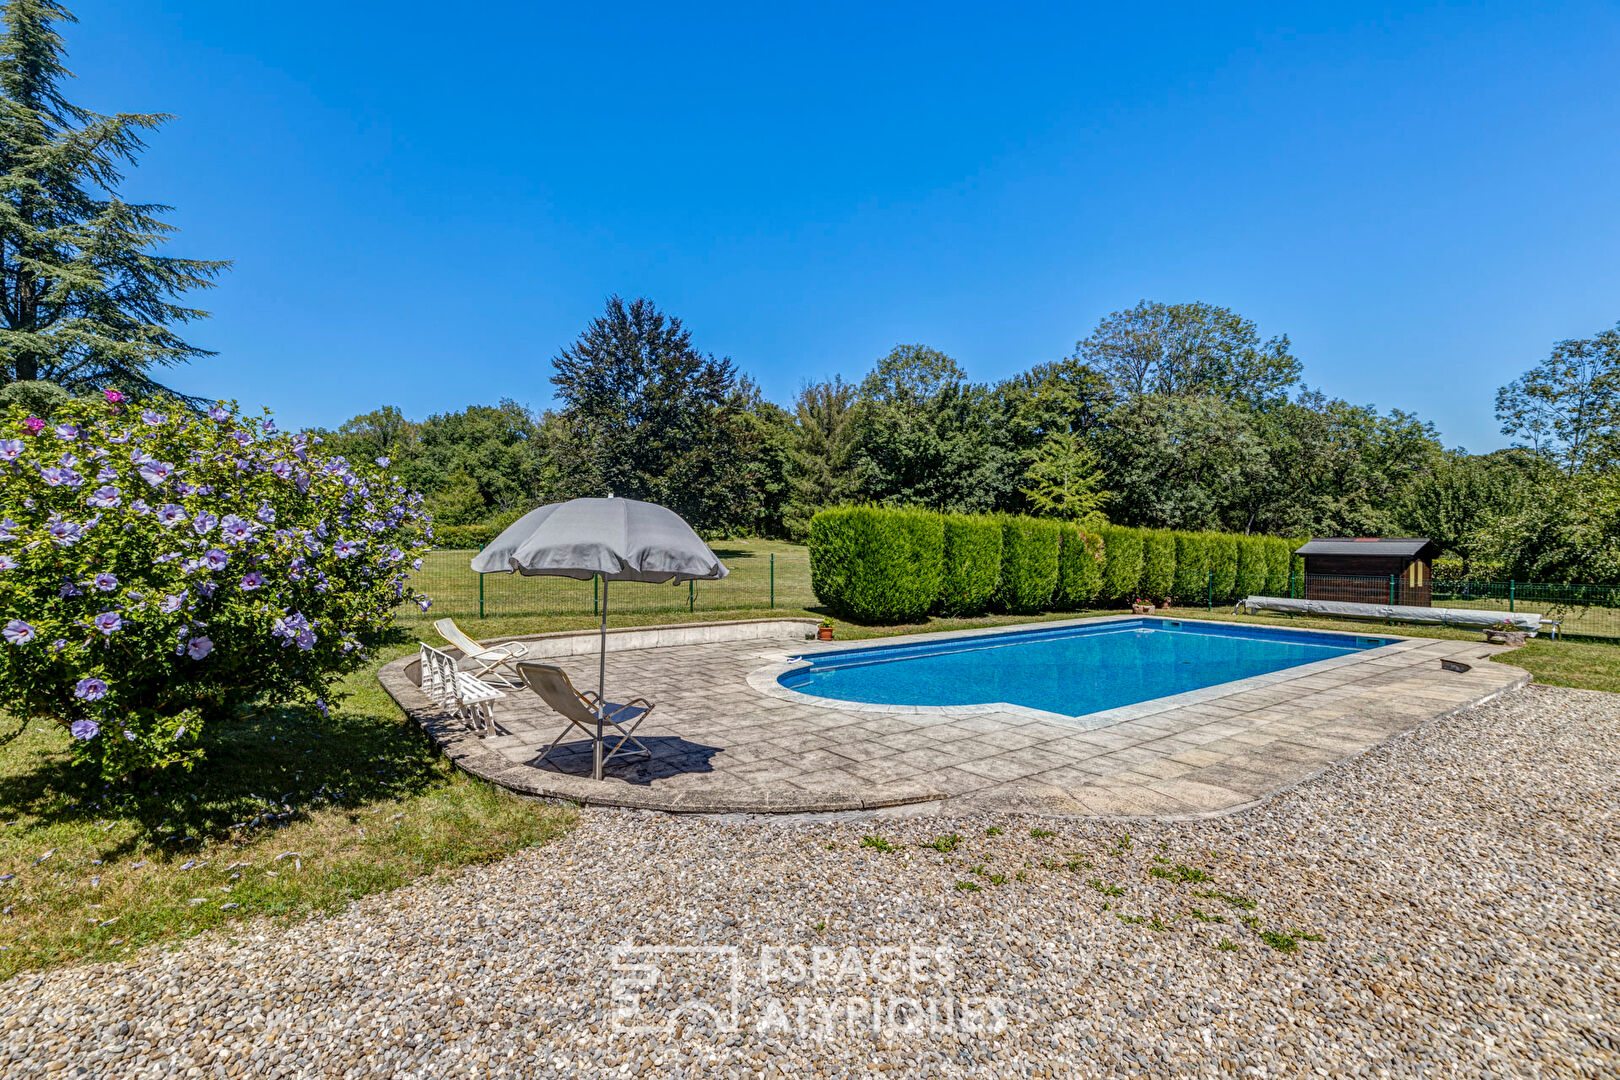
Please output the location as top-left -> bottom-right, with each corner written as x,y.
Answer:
334,538 -> 360,559
104,389 -> 126,403
3,619 -> 35,645
411,557 -> 423,571
137,461 -> 175,487
0,555 -> 14,571
95,466 -> 117,481
219,515 -> 252,544
23,417 -> 44,433
160,591 -> 187,613
192,512 -> 218,536
40,466 -> 82,487
0,439 -> 23,461
59,580 -> 83,597
93,572 -> 118,592
86,485 -> 121,508
417,597 -> 433,612
69,719 -> 99,740
240,571 -> 264,591
208,404 -> 229,421
196,581 -> 217,599
93,612 -> 123,635
156,503 -> 187,527
375,456 -> 391,467
54,423 -> 80,440
203,548 -> 228,571
139,409 -> 166,426
270,460 -> 293,480
130,499 -> 151,515
73,677 -> 108,701
255,504 -> 276,524
186,636 -> 213,660
46,519 -> 83,547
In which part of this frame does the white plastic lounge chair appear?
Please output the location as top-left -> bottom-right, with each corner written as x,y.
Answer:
419,642 -> 505,736
515,661 -> 654,773
434,617 -> 532,685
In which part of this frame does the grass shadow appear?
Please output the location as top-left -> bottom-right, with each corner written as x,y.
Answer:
0,697 -> 446,853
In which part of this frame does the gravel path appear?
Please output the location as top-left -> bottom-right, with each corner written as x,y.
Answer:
3,684 -> 1616,1078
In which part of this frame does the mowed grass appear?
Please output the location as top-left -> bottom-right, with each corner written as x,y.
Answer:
0,640 -> 576,979
405,539 -> 814,619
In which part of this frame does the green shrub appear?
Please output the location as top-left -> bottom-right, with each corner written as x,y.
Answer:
996,516 -> 1062,613
938,514 -> 1003,616
809,506 -> 944,623
1234,535 -> 1270,599
1099,526 -> 1145,601
1139,530 -> 1176,600
0,395 -> 432,780
1206,533 -> 1239,601
1263,537 -> 1293,597
1172,532 -> 1209,604
1054,523 -> 1105,609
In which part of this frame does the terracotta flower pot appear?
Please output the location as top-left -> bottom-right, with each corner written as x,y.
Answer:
1131,603 -> 1155,615
817,627 -> 835,641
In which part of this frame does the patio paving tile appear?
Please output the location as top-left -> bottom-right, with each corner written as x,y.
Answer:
379,617 -> 1529,816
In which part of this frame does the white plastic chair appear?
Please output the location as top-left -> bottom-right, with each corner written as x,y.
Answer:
434,618 -> 532,685
418,642 -> 506,736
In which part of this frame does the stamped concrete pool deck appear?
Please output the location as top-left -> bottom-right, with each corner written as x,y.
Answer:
378,615 -> 1530,817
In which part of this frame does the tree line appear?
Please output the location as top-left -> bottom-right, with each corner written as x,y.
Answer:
310,295 -> 1620,584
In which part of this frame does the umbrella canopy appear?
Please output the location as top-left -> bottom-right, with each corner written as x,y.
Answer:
470,497 -> 728,583
466,497 -> 726,781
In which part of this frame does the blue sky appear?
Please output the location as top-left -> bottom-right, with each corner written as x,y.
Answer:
68,1 -> 1620,451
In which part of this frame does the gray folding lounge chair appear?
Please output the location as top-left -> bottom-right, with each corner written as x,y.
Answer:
435,617 -> 531,685
516,661 -> 654,773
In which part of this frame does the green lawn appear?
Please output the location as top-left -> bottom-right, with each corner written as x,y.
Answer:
0,641 -> 575,980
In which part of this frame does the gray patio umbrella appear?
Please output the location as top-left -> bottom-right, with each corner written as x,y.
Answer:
469,497 -> 728,778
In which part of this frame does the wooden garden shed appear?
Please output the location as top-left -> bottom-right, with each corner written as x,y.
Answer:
1295,537 -> 1441,607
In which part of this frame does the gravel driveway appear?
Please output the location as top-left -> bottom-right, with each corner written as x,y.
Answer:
2,684 -> 1615,1078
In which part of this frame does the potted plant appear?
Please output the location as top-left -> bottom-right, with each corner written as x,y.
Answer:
1131,598 -> 1156,615
817,619 -> 835,642
1157,597 -> 1174,610
1483,618 -> 1526,646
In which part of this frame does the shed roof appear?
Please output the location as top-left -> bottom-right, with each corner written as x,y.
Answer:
1294,537 -> 1440,558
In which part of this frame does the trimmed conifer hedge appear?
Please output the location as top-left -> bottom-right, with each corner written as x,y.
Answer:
996,516 -> 1063,613
1140,530 -> 1176,600
1263,537 -> 1294,597
1234,535 -> 1271,599
1206,533 -> 1239,601
1054,523 -> 1105,610
1098,526 -> 1145,600
937,514 -> 1003,616
808,506 -> 944,623
1171,532 -> 1209,603
807,504 -> 1305,622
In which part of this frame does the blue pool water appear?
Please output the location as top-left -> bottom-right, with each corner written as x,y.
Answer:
779,618 -> 1394,717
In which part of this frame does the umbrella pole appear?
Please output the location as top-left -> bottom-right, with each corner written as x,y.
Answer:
595,576 -> 608,780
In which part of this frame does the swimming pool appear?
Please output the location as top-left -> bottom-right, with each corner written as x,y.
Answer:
778,618 -> 1395,717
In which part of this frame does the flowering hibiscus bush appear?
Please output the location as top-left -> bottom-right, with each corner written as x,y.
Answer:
0,392 -> 433,778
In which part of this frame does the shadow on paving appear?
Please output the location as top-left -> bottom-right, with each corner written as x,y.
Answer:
525,735 -> 722,785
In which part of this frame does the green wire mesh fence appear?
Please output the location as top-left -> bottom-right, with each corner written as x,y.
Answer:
399,543 -> 816,619
1282,572 -> 1620,640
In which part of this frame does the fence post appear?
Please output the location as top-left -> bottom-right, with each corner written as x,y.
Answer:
1509,580 -> 1515,613
688,579 -> 694,613
478,572 -> 484,619
1207,569 -> 1213,612
1389,575 -> 1396,606
770,553 -> 775,609
1289,568 -> 1295,599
